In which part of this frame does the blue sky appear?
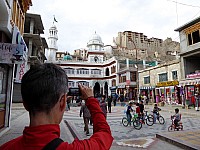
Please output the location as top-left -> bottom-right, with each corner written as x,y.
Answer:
28,0 -> 200,53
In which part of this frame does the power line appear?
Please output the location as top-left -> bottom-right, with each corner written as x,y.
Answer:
167,0 -> 200,8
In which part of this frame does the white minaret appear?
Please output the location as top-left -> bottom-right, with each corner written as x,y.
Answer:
46,24 -> 58,61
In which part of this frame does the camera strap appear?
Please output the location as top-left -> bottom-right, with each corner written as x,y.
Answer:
42,138 -> 64,150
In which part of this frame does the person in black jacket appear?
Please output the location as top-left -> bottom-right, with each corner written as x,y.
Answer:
107,96 -> 112,113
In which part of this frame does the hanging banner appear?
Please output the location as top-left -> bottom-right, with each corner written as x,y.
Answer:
12,26 -> 28,83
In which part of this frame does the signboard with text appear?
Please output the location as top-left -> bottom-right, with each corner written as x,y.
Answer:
156,80 -> 179,87
12,26 -> 28,83
0,43 -> 24,64
186,73 -> 200,79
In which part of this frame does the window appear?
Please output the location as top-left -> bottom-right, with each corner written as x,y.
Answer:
188,30 -> 200,45
91,69 -> 101,75
159,73 -> 168,82
130,72 -> 136,81
192,30 -> 200,44
119,74 -> 126,83
144,76 -> 150,84
68,81 -> 74,87
172,71 -> 178,80
76,81 -> 89,87
77,69 -> 89,74
64,68 -> 74,74
112,79 -> 116,86
105,68 -> 109,76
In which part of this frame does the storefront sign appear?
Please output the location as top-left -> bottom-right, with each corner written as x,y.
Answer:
186,73 -> 200,79
0,43 -> 24,64
12,26 -> 28,83
126,80 -> 130,85
156,80 -> 179,87
12,26 -> 28,61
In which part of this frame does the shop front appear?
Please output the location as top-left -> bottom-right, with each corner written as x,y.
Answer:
179,78 -> 200,106
156,80 -> 180,104
140,86 -> 155,103
0,42 -> 25,133
0,26 -> 27,134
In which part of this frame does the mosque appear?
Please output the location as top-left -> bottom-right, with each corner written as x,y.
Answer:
45,24 -> 119,98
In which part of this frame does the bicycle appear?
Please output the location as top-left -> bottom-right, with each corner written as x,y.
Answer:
152,111 -> 165,124
122,112 -> 142,130
141,111 -> 154,126
168,115 -> 183,131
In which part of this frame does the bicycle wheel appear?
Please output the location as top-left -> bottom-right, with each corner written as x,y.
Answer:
133,118 -> 142,130
168,126 -> 173,132
180,125 -> 183,130
146,116 -> 154,126
122,117 -> 129,127
158,116 -> 165,124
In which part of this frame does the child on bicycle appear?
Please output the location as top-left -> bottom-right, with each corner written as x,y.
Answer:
172,108 -> 181,127
135,103 -> 142,121
126,101 -> 134,125
153,103 -> 161,123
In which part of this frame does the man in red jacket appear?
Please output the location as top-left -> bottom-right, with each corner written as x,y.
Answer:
0,63 -> 113,150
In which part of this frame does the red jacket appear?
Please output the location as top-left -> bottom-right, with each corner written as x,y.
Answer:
0,97 -> 113,150
136,106 -> 140,114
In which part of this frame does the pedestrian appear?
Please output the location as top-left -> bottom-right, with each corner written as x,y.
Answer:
100,96 -> 107,119
113,93 -> 118,106
139,101 -> 144,123
107,95 -> 112,113
0,63 -> 113,150
66,96 -> 72,111
80,103 -> 91,136
195,93 -> 199,111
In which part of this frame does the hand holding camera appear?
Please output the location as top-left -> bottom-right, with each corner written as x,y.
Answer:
78,84 -> 94,100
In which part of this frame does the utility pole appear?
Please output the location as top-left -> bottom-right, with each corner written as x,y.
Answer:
124,31 -> 139,103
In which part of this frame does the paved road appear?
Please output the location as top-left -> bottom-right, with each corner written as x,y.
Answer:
64,105 -> 200,149
1,103 -> 200,149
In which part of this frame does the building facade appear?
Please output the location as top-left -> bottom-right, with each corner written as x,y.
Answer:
114,31 -> 180,64
0,0 -> 32,134
46,30 -> 118,98
139,60 -> 181,104
175,16 -> 200,107
13,13 -> 48,102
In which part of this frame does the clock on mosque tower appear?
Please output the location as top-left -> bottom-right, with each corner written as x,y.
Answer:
94,56 -> 99,62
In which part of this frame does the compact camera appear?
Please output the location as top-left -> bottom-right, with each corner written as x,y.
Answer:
67,87 -> 81,96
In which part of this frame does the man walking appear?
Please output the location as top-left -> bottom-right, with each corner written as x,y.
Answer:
80,103 -> 91,135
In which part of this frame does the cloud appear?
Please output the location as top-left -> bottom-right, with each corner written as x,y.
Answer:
28,0 -> 200,53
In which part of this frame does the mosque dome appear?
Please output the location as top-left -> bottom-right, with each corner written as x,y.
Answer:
87,32 -> 104,47
63,55 -> 72,60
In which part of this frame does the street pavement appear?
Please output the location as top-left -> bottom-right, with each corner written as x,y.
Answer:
63,104 -> 200,150
1,103 -> 200,149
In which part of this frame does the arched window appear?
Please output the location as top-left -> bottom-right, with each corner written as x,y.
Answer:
105,68 -> 109,76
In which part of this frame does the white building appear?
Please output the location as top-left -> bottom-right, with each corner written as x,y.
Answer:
45,26 -> 118,97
